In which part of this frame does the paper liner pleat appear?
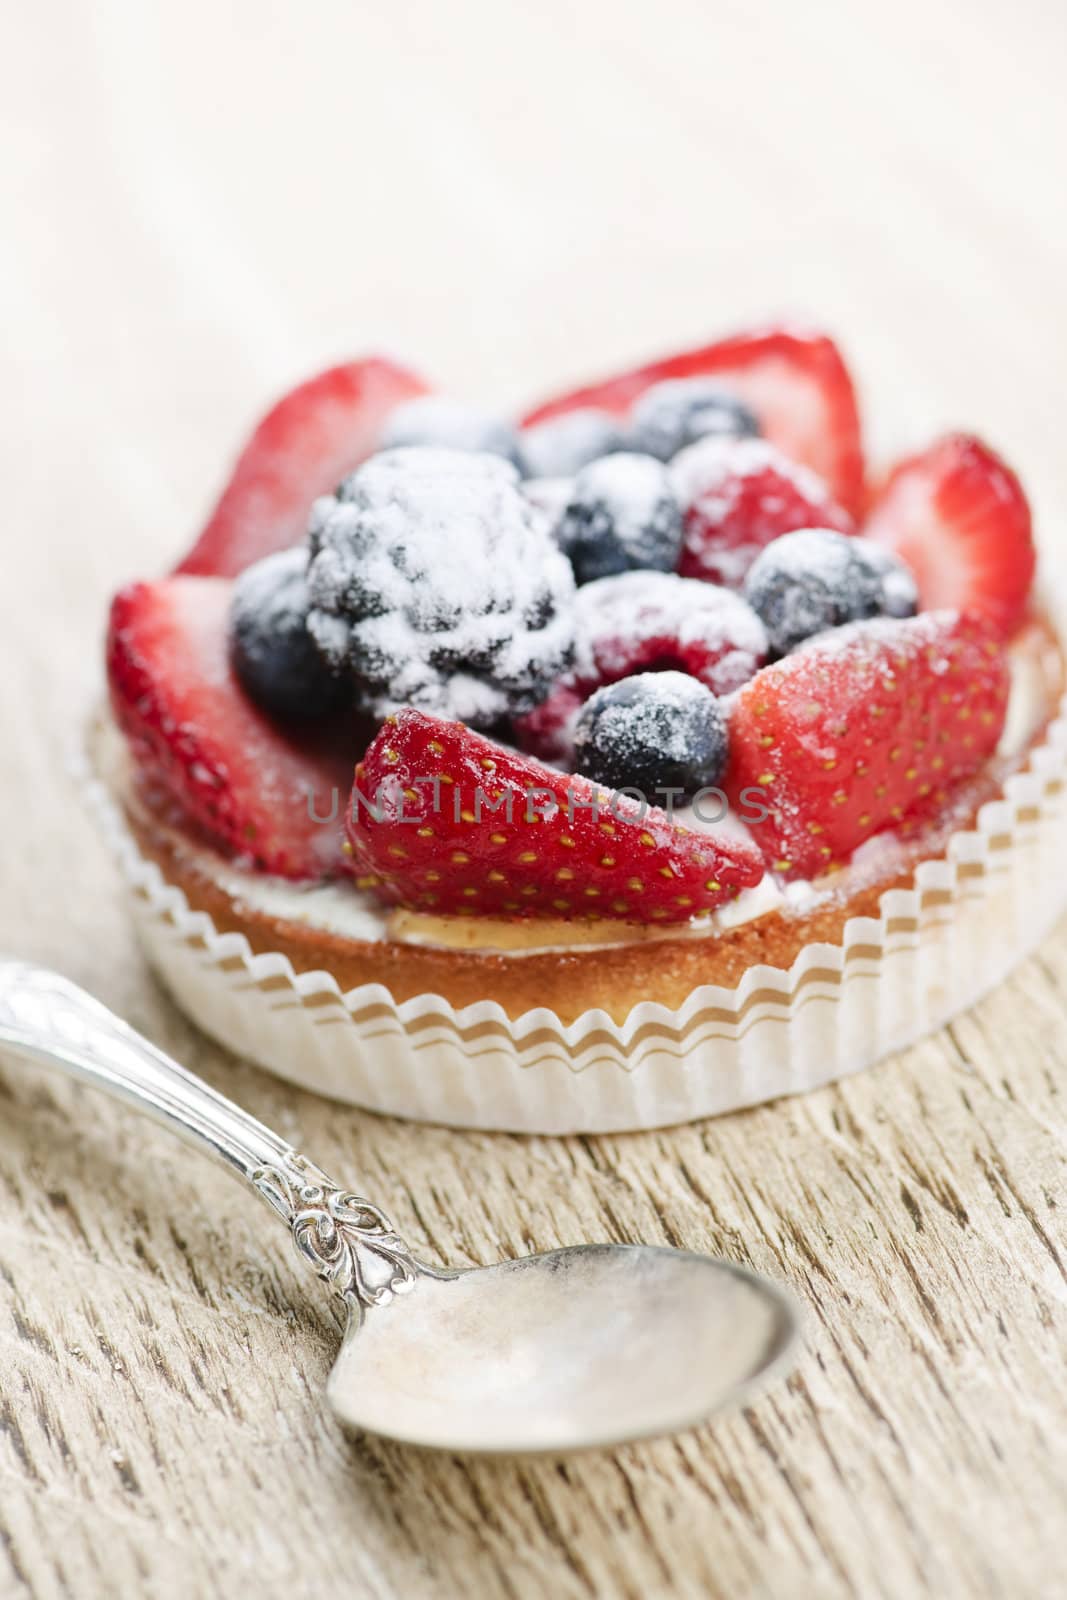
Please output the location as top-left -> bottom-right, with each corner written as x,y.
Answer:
82,710 -> 1067,1133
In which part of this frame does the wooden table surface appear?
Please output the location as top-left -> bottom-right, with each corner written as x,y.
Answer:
3,4 -> 1066,1596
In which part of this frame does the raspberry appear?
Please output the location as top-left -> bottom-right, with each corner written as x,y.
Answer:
673,436 -> 854,589
514,571 -> 767,762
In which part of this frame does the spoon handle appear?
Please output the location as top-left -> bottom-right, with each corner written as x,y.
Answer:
0,960 -> 419,1314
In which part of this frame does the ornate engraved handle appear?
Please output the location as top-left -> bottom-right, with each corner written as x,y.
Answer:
251,1158 -> 418,1311
0,961 -> 419,1316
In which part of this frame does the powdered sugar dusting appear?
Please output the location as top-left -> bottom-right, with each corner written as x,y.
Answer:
574,453 -> 677,542
556,453 -> 683,582
380,396 -> 520,464
747,524 -> 849,584
516,572 -> 768,763
519,409 -> 625,479
672,435 -> 851,587
629,378 -> 760,460
575,570 -> 768,692
744,529 -> 919,657
306,448 -> 576,725
673,435 -> 833,509
573,671 -> 723,787
791,606 -> 964,673
523,476 -> 575,524
232,547 -> 310,634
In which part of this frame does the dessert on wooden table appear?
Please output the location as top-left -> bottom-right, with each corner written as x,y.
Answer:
92,326 -> 1067,1130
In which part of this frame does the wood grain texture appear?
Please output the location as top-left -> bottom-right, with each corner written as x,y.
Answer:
2,1 -> 1066,1595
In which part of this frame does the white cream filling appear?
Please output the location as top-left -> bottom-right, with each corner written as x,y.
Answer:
107,634 -> 1051,957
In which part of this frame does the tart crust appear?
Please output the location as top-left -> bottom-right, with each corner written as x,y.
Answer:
99,613 -> 1065,1026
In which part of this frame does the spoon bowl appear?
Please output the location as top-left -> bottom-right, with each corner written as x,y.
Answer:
330,1245 -> 797,1453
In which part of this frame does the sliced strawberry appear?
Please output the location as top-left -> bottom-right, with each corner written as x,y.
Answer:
725,610 -> 1010,880
107,577 -> 357,878
175,356 -> 429,577
346,710 -> 764,923
673,437 -> 854,588
521,325 -> 865,516
863,434 -> 1036,635
513,571 -> 768,762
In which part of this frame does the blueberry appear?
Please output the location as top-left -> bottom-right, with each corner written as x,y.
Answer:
628,378 -> 761,461
379,396 -> 521,466
572,672 -> 729,801
744,529 -> 918,656
557,453 -> 683,586
519,409 -> 627,479
230,548 -> 348,723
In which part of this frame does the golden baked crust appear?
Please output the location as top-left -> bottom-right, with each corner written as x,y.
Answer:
105,612 -> 1065,1026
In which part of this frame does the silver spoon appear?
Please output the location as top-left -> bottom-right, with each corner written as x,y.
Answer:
0,960 -> 799,1454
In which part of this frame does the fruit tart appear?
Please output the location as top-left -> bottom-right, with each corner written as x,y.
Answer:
90,329 -> 1067,1132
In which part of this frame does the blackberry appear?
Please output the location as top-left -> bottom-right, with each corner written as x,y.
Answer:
628,378 -> 761,461
519,409 -> 626,479
557,453 -> 683,586
229,547 -> 348,724
572,672 -> 729,801
306,448 -> 576,727
380,396 -> 521,466
744,529 -> 919,656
